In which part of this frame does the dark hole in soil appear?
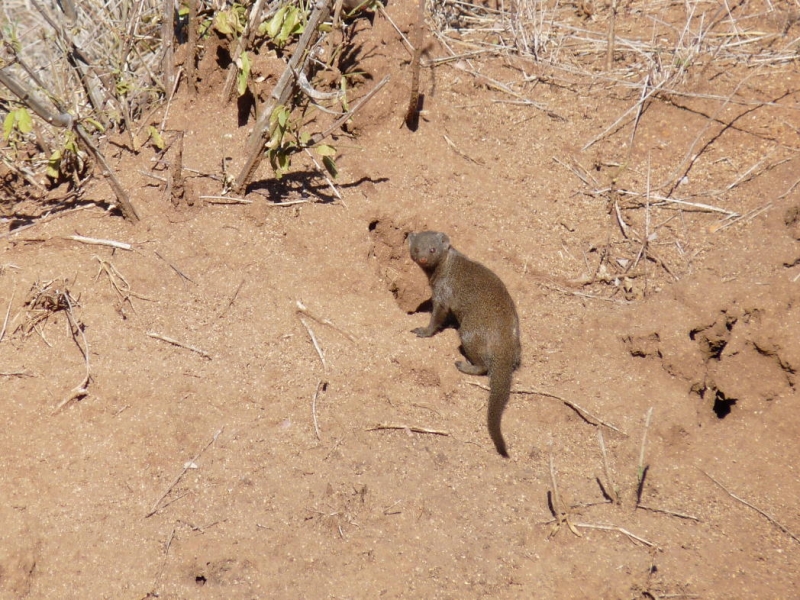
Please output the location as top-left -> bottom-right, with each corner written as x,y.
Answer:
712,391 -> 737,419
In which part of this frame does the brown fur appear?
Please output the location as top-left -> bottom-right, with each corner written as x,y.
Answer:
409,231 -> 521,457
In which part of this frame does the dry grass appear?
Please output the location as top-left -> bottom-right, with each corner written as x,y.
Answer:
1,0 -> 798,225
426,0 -> 799,298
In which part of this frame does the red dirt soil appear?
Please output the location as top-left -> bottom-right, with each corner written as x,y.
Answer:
2,2 -> 800,598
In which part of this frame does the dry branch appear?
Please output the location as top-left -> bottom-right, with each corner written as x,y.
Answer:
201,196 -> 254,205
74,124 -> 140,222
0,69 -> 73,128
404,0 -> 425,130
160,0 -> 175,93
154,251 -> 195,285
616,191 -> 739,217
0,67 -> 139,222
186,0 -> 199,94
94,256 -> 155,306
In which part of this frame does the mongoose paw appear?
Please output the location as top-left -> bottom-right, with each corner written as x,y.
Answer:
412,327 -> 434,337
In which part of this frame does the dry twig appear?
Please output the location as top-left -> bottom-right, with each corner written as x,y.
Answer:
548,453 -> 582,539
146,427 -> 224,518
201,196 -> 254,205
94,256 -> 155,308
0,286 -> 15,344
312,380 -> 327,440
52,289 -> 91,413
490,383 -> 624,434
0,370 -> 34,377
367,424 -> 450,436
146,331 -> 211,359
574,522 -> 657,547
66,235 -> 132,251
637,504 -> 700,522
296,300 -> 356,342
299,316 -> 327,371
700,469 -> 800,544
597,429 -> 619,504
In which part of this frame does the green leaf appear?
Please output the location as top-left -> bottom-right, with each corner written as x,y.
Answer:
269,104 -> 287,129
276,106 -> 289,128
198,18 -> 213,37
148,126 -> 165,150
315,144 -> 336,157
299,131 -> 311,145
16,108 -> 32,134
214,11 -> 233,36
47,150 -> 62,179
277,151 -> 290,172
64,136 -> 79,154
83,118 -> 105,133
236,52 -> 251,97
265,6 -> 286,40
3,111 -> 15,140
279,8 -> 301,44
322,155 -> 338,178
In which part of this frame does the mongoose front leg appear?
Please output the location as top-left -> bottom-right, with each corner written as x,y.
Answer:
412,301 -> 448,337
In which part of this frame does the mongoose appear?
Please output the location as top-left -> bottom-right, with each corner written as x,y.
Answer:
409,231 -> 521,457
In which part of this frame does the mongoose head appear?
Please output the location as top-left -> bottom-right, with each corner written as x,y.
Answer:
409,231 -> 451,271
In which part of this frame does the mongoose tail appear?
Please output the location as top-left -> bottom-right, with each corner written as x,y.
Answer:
487,358 -> 515,458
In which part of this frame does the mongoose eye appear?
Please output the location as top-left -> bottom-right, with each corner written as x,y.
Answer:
429,248 -> 435,254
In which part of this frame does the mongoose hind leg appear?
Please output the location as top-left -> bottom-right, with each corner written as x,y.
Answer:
456,360 -> 488,376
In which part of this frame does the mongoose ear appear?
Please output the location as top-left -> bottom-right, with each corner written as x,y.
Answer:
438,233 -> 451,250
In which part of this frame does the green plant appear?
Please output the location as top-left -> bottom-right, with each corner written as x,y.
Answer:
213,4 -> 247,37
46,129 -> 82,180
3,106 -> 33,149
259,3 -> 307,48
265,104 -> 338,179
146,126 -> 165,151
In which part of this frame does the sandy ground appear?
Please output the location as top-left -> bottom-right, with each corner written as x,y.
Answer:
2,1 -> 800,598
